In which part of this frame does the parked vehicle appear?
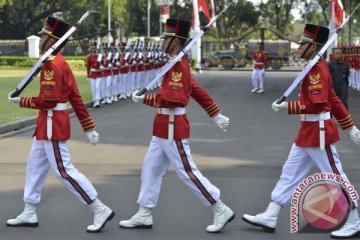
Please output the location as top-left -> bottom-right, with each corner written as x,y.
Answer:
202,39 -> 290,70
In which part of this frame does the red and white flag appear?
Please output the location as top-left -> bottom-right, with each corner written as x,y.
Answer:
329,0 -> 345,28
192,0 -> 216,29
198,0 -> 211,21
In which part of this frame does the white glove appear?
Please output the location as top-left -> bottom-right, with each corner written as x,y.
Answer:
132,90 -> 144,103
349,126 -> 360,145
213,113 -> 230,132
87,78 -> 90,82
271,99 -> 288,112
86,130 -> 99,145
8,91 -> 20,104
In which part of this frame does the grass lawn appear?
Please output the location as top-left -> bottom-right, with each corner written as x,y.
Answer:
0,68 -> 91,125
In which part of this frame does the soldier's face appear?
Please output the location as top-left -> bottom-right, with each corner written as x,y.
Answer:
39,34 -> 55,54
297,42 -> 316,60
162,37 -> 178,55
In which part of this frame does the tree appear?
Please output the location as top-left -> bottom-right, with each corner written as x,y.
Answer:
0,0 -> 11,9
258,0 -> 299,35
0,0 -> 91,39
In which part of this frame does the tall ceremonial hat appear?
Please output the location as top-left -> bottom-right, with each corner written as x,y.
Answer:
39,16 -> 70,39
161,18 -> 191,40
298,24 -> 329,45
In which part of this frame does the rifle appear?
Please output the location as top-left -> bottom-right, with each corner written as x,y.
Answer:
10,10 -> 94,98
123,39 -> 132,66
276,3 -> 360,104
96,36 -> 104,66
136,1 -> 235,96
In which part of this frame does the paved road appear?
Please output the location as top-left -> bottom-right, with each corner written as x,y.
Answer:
0,70 -> 359,240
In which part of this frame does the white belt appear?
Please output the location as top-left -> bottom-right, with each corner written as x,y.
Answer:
254,61 -> 264,65
157,107 -> 185,115
90,68 -> 102,72
300,112 -> 331,121
53,103 -> 67,111
47,103 -> 67,140
157,108 -> 185,142
300,112 -> 331,151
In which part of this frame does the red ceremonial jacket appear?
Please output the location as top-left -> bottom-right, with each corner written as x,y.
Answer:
143,57 -> 192,139
85,54 -> 102,78
287,59 -> 354,147
190,79 -> 221,117
253,50 -> 268,70
119,53 -> 129,74
19,53 -> 96,141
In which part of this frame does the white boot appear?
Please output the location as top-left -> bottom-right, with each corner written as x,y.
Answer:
6,203 -> 39,227
242,202 -> 281,233
87,198 -> 115,233
256,88 -> 264,94
206,201 -> 235,233
331,209 -> 360,239
119,206 -> 153,229
251,87 -> 259,93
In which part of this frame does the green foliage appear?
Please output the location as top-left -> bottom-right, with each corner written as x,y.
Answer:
0,69 -> 91,125
0,0 -> 11,9
66,59 -> 87,70
0,56 -> 86,70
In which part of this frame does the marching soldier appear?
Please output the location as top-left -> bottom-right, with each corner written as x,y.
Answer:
119,18 -> 235,233
243,24 -> 360,239
101,42 -> 113,104
7,16 -> 115,232
118,41 -> 128,99
123,40 -> 133,97
251,42 -> 268,94
136,40 -> 145,90
128,41 -> 137,94
85,41 -> 102,108
111,42 -> 120,102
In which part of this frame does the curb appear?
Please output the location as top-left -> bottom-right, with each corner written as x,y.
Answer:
0,102 -> 93,135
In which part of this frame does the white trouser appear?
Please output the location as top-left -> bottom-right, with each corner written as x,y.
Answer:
137,136 -> 220,208
124,73 -> 130,94
271,143 -> 358,207
118,73 -> 124,95
24,138 -> 97,205
111,74 -> 119,96
138,71 -> 145,89
100,77 -> 106,99
89,77 -> 102,101
146,70 -> 151,87
105,75 -> 112,98
251,68 -> 265,89
130,72 -> 136,92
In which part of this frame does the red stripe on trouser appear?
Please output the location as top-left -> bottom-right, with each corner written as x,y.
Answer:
52,141 -> 93,204
175,140 -> 216,205
325,145 -> 355,209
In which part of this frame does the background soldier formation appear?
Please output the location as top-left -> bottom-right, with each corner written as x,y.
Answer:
85,38 -> 168,108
